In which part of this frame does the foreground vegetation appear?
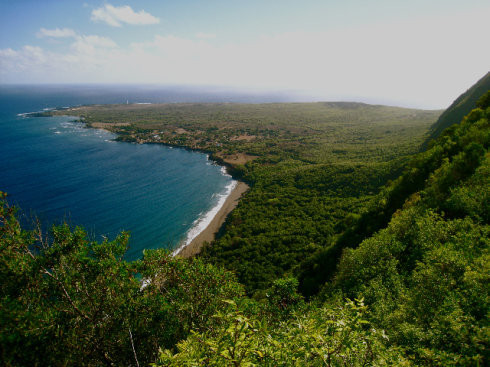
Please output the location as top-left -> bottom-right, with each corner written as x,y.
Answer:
0,203 -> 243,365
2,85 -> 488,365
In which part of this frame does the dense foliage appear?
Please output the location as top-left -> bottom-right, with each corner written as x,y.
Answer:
1,194 -> 403,366
202,160 -> 401,294
155,298 -> 405,366
0,199 -> 243,366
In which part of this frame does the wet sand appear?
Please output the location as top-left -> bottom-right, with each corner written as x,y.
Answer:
175,181 -> 249,258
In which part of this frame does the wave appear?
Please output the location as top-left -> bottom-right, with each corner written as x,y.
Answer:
17,107 -> 55,117
173,178 -> 237,256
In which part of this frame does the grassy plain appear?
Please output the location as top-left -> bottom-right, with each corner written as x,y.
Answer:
57,102 -> 439,164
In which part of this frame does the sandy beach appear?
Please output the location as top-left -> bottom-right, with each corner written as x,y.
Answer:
176,181 -> 249,258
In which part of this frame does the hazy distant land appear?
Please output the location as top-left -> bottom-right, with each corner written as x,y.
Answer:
50,102 -> 441,165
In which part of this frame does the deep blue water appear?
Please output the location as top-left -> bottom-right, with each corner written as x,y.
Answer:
0,84 -> 277,260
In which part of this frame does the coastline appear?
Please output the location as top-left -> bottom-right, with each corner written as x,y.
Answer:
85,117 -> 251,258
174,180 -> 249,258
32,108 -> 251,258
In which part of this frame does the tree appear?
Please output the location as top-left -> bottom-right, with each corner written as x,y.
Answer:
155,299 -> 404,366
0,192 -> 243,366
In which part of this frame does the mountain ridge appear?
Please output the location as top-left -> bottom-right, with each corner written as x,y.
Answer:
425,71 -> 490,145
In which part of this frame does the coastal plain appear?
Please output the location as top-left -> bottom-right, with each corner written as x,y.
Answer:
54,102 -> 440,165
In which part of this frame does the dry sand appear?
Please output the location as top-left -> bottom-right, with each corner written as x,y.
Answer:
176,181 -> 249,258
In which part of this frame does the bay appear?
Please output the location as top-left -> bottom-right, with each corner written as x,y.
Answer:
0,85 -> 255,260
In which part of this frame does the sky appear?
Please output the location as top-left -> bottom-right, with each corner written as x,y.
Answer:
0,0 -> 489,108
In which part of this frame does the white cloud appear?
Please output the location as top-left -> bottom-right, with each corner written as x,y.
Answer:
0,45 -> 47,75
36,27 -> 77,38
196,32 -> 216,39
0,35 -> 119,83
0,48 -> 17,58
73,35 -> 117,50
91,4 -> 160,27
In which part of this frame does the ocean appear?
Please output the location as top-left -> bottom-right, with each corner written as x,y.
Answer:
0,84 -> 290,260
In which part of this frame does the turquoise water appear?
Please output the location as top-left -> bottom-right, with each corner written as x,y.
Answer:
0,85 -> 238,260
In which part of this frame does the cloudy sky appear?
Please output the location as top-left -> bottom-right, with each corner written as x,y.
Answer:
1,0 -> 489,108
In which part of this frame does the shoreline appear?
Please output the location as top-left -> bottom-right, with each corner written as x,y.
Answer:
29,109 -> 251,258
174,180 -> 249,258
84,116 -> 251,259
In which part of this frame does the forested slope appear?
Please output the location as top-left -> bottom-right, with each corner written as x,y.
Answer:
426,71 -> 490,144
322,91 -> 490,364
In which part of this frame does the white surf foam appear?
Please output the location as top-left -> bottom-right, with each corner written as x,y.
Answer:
173,176 -> 237,256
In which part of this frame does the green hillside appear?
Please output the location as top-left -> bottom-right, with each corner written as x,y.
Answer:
426,71 -> 490,144
297,91 -> 490,297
